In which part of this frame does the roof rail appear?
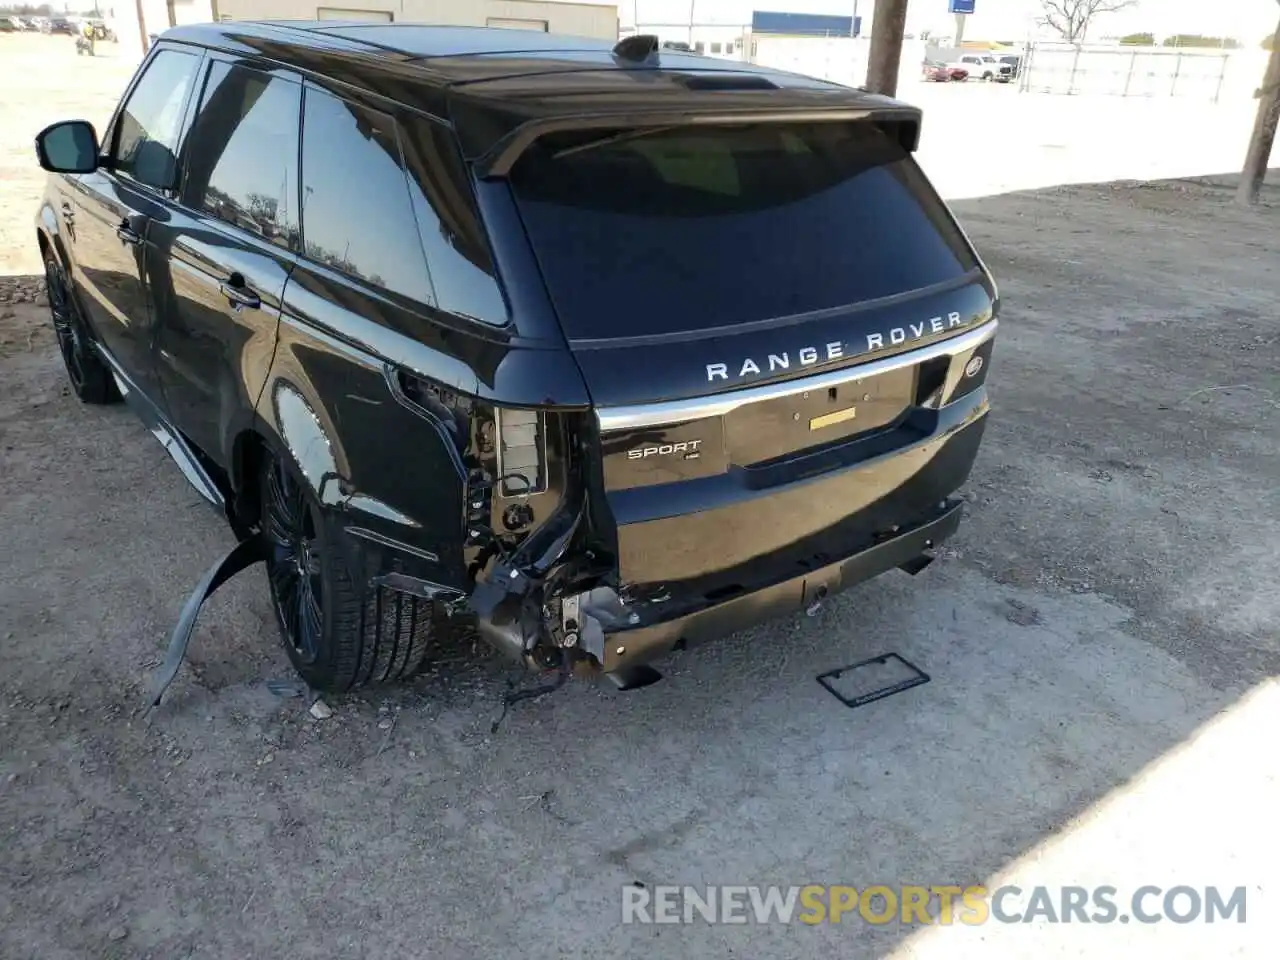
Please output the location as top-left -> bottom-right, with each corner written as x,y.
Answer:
612,34 -> 659,62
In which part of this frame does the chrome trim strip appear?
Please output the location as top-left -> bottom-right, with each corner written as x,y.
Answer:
96,343 -> 223,506
345,526 -> 439,563
595,319 -> 998,432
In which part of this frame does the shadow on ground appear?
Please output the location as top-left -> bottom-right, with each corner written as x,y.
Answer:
0,170 -> 1277,959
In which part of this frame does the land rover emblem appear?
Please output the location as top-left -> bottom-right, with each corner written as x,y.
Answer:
964,356 -> 985,378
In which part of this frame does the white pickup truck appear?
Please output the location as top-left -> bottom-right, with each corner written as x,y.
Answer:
954,53 -> 1014,82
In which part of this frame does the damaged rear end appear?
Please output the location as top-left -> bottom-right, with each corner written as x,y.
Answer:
459,81 -> 998,683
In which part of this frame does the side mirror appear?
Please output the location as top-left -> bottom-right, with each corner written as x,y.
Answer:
35,120 -> 100,174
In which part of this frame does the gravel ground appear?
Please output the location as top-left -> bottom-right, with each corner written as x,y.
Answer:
1,30 -> 1278,960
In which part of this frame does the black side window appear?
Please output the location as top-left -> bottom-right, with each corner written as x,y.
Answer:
299,88 -> 432,305
400,118 -> 508,325
182,61 -> 301,249
112,49 -> 201,189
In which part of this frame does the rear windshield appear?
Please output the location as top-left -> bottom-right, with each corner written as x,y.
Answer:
509,121 -> 977,341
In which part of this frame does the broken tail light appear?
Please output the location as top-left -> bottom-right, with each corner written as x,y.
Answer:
495,408 -> 548,497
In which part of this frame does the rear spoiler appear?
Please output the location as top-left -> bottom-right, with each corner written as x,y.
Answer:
472,105 -> 923,179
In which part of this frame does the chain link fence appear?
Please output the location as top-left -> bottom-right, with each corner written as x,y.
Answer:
1018,43 -> 1232,102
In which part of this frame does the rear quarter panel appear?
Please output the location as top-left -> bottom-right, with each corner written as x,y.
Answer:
259,266 -> 474,591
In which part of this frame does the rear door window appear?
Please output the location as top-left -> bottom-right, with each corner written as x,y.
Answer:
181,61 -> 302,249
298,88 -> 433,306
399,117 -> 508,325
509,121 -> 977,341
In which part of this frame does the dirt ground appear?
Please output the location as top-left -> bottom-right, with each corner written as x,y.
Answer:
0,35 -> 136,276
2,30 -> 1279,960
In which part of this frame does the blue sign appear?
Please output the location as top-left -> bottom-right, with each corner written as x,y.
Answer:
751,11 -> 862,37
949,0 -> 976,13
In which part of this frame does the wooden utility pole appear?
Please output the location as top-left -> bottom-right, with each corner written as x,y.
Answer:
865,0 -> 910,96
133,0 -> 148,54
1237,12 -> 1280,205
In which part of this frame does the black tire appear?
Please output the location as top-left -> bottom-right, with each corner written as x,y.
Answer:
44,252 -> 119,404
260,451 -> 437,692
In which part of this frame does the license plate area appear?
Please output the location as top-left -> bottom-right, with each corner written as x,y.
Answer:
816,653 -> 931,709
724,364 -> 917,466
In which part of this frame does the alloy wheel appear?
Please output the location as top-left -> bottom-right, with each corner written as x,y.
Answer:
45,257 -> 87,392
263,460 -> 324,663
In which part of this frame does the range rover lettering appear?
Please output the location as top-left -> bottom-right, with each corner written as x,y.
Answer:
33,24 -> 998,696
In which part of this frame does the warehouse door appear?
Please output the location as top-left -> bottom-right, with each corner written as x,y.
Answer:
486,17 -> 549,31
316,7 -> 394,21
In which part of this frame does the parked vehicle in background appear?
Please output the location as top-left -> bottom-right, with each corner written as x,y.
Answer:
921,60 -> 953,82
945,62 -> 971,81
957,54 -> 1013,83
0,16 -> 19,31
999,55 -> 1022,79
33,23 -> 998,695
49,18 -> 76,34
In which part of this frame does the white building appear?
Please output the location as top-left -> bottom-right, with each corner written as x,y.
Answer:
214,0 -> 618,36
110,0 -> 620,59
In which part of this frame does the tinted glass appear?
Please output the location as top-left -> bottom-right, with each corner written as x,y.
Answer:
113,49 -> 200,189
183,62 -> 301,249
510,122 -> 976,340
299,89 -> 432,305
400,118 -> 508,324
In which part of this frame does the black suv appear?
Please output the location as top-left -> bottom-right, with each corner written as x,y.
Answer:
34,23 -> 998,694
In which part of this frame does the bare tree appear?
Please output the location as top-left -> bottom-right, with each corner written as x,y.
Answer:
1040,0 -> 1136,42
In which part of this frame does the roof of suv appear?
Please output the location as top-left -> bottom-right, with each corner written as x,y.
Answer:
160,21 -> 918,173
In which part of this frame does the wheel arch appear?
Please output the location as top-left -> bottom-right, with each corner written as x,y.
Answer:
36,216 -> 69,272
36,215 -> 93,343
252,322 -> 473,594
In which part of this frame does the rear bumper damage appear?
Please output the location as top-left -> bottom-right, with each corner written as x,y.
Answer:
469,391 -> 987,681
577,498 -> 963,675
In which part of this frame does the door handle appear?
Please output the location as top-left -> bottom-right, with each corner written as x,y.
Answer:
219,277 -> 261,310
61,202 -> 74,221
115,222 -> 141,245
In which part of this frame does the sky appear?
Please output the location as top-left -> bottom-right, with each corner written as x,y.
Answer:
619,0 -> 1280,45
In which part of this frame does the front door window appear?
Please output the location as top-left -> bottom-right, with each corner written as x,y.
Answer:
112,49 -> 201,190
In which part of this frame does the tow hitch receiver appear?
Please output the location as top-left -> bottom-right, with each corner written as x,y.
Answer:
142,535 -> 264,713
